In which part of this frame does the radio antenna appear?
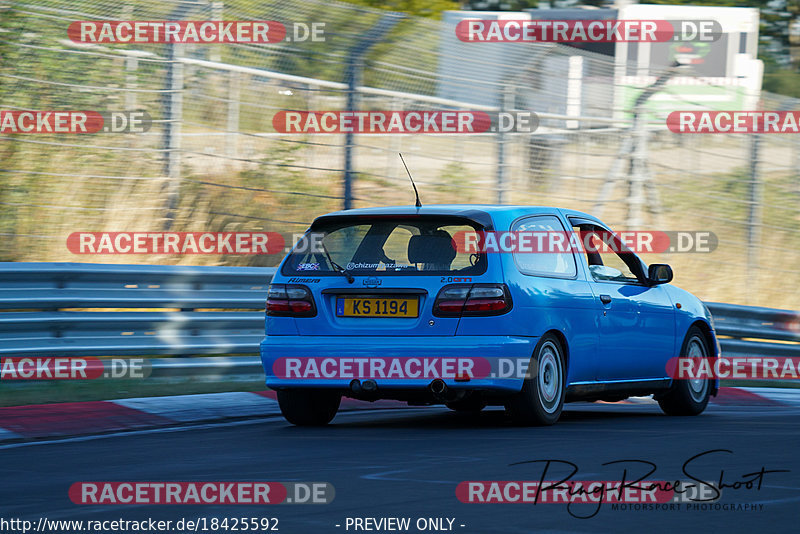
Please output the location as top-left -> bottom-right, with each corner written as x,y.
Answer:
399,153 -> 422,208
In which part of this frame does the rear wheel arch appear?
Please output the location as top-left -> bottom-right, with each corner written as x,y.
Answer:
506,332 -> 567,425
543,329 -> 569,380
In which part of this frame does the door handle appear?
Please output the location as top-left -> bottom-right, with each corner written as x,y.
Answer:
600,294 -> 612,304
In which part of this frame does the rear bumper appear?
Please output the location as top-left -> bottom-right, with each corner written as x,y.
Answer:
260,335 -> 537,393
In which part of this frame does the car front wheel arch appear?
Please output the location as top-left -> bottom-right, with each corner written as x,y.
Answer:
688,319 -> 718,395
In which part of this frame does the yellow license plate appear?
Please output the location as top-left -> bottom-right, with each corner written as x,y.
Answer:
336,297 -> 418,318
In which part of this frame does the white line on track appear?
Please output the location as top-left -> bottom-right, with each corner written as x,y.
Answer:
0,408 -> 435,450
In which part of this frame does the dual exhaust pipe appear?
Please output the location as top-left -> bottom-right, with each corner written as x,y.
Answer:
349,378 -> 378,395
349,378 -> 448,399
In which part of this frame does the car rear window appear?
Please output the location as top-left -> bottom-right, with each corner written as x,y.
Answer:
282,216 -> 487,276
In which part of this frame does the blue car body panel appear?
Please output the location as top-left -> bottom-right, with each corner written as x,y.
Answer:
262,335 -> 536,392
260,204 -> 719,398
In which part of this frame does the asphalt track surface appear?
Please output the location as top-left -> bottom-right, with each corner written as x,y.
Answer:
2,402 -> 799,534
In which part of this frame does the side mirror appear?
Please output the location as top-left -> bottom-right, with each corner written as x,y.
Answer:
648,264 -> 673,285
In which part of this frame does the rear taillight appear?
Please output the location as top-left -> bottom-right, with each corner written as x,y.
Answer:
433,284 -> 512,317
266,284 -> 316,317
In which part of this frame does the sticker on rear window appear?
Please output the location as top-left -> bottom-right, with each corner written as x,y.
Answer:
297,262 -> 320,271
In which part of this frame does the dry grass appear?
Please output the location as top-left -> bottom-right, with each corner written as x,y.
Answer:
2,130 -> 798,309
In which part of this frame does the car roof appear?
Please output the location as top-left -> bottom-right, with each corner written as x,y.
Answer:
314,204 -> 601,225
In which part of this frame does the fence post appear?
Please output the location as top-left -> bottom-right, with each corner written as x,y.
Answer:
385,96 -> 404,180
162,4 -> 197,229
566,56 -> 583,130
342,13 -> 405,210
210,2 -> 224,62
226,71 -> 241,160
125,56 -> 138,110
163,44 -> 184,228
496,85 -> 513,204
627,110 -> 647,228
746,134 -> 762,304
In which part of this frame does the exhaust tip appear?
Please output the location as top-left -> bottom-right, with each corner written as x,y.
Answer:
362,379 -> 378,392
349,379 -> 362,394
429,379 -> 447,395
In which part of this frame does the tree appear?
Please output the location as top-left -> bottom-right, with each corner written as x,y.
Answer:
460,0 -> 538,11
341,0 -> 460,19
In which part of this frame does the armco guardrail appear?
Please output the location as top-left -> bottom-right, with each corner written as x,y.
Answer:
0,264 -> 797,378
706,302 -> 800,358
0,262 -> 274,359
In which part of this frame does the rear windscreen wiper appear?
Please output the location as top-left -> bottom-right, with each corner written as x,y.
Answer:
321,243 -> 354,283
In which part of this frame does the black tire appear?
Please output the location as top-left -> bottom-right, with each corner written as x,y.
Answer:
658,325 -> 711,416
446,394 -> 487,413
277,389 -> 341,426
505,334 -> 566,426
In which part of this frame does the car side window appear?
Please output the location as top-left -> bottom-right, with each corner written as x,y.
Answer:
570,223 -> 642,283
512,215 -> 577,278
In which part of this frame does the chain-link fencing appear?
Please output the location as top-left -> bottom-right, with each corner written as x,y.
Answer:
1,0 -> 798,308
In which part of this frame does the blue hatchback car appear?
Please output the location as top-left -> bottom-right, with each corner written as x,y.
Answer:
260,205 -> 719,426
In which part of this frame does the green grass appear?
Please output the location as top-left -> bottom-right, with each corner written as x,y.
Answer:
0,377 -> 269,407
